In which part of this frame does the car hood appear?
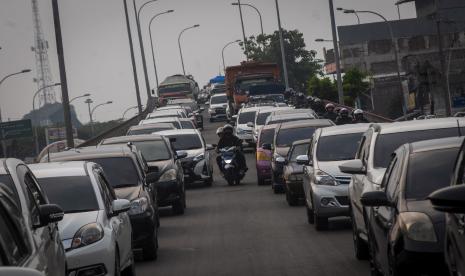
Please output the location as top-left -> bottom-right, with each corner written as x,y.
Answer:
210,103 -> 227,109
405,200 -> 445,224
147,159 -> 173,173
275,147 -> 290,157
115,185 -> 142,201
58,210 -> 100,241
317,160 -> 351,176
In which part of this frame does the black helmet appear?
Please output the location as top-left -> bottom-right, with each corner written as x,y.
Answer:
223,124 -> 234,134
340,108 -> 349,116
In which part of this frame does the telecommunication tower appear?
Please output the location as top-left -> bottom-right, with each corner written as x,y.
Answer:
31,0 -> 56,107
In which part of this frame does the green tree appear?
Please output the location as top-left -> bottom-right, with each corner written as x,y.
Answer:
307,76 -> 338,102
242,29 -> 322,91
342,68 -> 370,107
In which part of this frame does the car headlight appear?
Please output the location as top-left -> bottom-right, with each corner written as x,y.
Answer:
399,212 -> 437,242
193,153 -> 205,162
128,197 -> 148,215
289,173 -> 303,182
71,223 -> 103,249
159,169 -> 177,182
313,170 -> 338,186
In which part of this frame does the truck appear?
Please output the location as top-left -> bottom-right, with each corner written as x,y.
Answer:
157,74 -> 200,105
225,61 -> 280,113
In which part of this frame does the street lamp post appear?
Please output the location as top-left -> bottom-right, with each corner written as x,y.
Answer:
86,99 -> 113,137
122,105 -> 142,119
69,93 -> 91,104
148,10 -> 174,88
329,0 -> 344,105
235,0 -> 248,55
178,24 -> 200,75
222,40 -> 241,72
274,0 -> 289,90
337,7 -> 361,24
231,2 -> 264,36
344,9 -> 406,116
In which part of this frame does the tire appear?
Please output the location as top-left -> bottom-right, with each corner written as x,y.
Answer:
172,198 -> 185,215
227,178 -> 234,186
314,214 -> 328,231
306,203 -> 314,224
115,250 -> 121,276
286,190 -> 298,206
142,231 -> 158,261
351,209 -> 369,260
234,178 -> 241,186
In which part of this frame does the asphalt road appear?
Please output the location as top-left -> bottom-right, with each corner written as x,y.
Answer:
136,118 -> 370,276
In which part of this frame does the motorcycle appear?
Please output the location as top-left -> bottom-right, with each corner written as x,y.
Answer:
219,146 -> 245,186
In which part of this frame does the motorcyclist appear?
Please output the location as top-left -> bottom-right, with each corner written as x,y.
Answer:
335,108 -> 353,125
353,109 -> 369,123
216,127 -> 224,138
323,103 -> 338,122
296,92 -> 307,108
216,124 -> 248,173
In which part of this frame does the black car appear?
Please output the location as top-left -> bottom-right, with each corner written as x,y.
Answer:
43,145 -> 160,260
361,137 -> 463,275
429,139 -> 465,276
100,134 -> 187,215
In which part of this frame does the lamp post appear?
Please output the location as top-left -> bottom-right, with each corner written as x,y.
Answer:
86,99 -> 113,137
274,0 -> 289,90
337,7 -> 361,24
231,2 -> 264,36
122,105 -> 143,119
222,40 -> 241,72
178,24 -> 200,75
344,9 -> 406,116
235,0 -> 248,55
148,9 -> 174,88
133,0 -> 158,100
328,0 -> 344,105
69,93 -> 91,103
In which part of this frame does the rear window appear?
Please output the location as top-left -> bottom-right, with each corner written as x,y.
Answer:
131,141 -> 171,161
85,158 -> 140,188
38,176 -> 99,213
151,114 -> 182,119
406,148 -> 458,200
238,111 -> 256,124
259,129 -> 275,147
128,127 -> 172,135
374,128 -> 459,168
256,112 -> 271,125
276,127 -> 317,147
316,133 -> 364,162
290,144 -> 310,161
180,121 -> 195,129
169,134 -> 203,150
211,95 -> 228,104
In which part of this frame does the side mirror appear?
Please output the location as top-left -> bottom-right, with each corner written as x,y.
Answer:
429,185 -> 465,213
246,122 -> 254,128
146,172 -> 160,184
112,199 -> 131,214
276,157 -> 286,164
360,191 -> 391,207
36,204 -> 64,228
0,268 -> 46,276
296,155 -> 310,165
339,159 -> 366,175
206,144 -> 215,151
175,150 -> 188,159
262,143 -> 272,151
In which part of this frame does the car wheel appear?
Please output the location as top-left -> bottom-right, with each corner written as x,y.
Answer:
286,190 -> 298,206
314,213 -> 328,231
142,231 -> 158,261
115,249 -> 121,276
306,203 -> 314,224
172,198 -> 185,215
351,209 -> 369,260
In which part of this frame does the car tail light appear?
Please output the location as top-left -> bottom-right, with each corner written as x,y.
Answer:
256,151 -> 271,161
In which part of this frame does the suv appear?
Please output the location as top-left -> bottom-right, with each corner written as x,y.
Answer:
43,145 -> 160,260
208,93 -> 229,122
234,106 -> 260,146
101,135 -> 187,215
139,117 -> 195,129
127,123 -> 176,135
340,118 -> 465,259
0,159 -> 66,275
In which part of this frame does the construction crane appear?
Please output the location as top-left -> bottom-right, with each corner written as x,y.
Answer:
31,0 -> 56,109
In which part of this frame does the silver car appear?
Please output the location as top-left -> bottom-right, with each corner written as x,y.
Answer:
302,124 -> 369,231
30,162 -> 135,276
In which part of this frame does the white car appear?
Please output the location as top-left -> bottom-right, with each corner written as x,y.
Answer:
253,106 -> 294,142
234,106 -> 261,145
30,162 -> 135,276
146,109 -> 187,120
208,93 -> 229,122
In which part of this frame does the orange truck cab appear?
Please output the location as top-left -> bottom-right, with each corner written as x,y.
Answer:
225,61 -> 280,114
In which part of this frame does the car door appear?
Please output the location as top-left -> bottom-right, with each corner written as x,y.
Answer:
16,165 -> 64,276
371,154 -> 401,273
451,152 -> 465,274
303,136 -> 316,207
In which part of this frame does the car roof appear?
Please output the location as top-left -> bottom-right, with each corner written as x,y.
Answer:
320,123 -> 371,137
140,117 -> 180,125
129,123 -> 175,131
149,109 -> 183,115
29,161 -> 89,178
279,119 -> 334,130
269,113 -> 315,120
374,118 -> 465,135
43,145 -> 137,162
270,109 -> 314,115
102,134 -> 165,145
239,106 -> 261,113
408,137 -> 464,154
156,129 -> 200,136
168,99 -> 195,104
262,123 -> 279,131
257,106 -> 292,114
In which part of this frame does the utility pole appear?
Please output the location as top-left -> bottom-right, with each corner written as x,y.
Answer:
329,0 -> 344,105
436,19 -> 452,116
51,0 -> 74,148
275,0 -> 289,89
236,0 -> 248,57
123,0 -> 143,115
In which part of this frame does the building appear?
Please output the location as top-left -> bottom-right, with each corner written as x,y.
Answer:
334,0 -> 465,118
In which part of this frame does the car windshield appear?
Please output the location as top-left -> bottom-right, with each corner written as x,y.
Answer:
239,111 -> 256,124
276,127 -> 317,147
169,134 -> 203,150
316,133 -> 364,161
85,157 -> 140,188
374,128 -> 459,168
290,144 -> 310,161
38,176 -> 99,213
131,141 -> 171,161
211,95 -> 227,104
256,112 -> 272,125
180,121 -> 195,129
128,127 -> 173,135
406,148 -> 458,200
259,129 -> 275,147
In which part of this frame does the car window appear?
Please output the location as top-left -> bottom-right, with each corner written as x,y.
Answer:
0,202 -> 29,266
37,176 -> 99,214
374,127 -> 459,168
256,111 -> 272,125
289,144 -> 310,162
168,134 -> 203,150
85,158 -> 140,188
180,121 -> 195,129
385,157 -> 401,200
211,95 -> 228,104
276,127 -> 318,147
316,133 -> 364,162
95,172 -> 115,212
259,129 -> 275,147
406,148 -> 458,200
129,141 -> 171,162
238,111 -> 256,124
17,166 -> 46,226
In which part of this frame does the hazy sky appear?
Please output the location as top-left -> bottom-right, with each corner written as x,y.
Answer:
0,0 -> 415,123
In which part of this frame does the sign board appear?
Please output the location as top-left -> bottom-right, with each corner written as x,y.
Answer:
0,119 -> 33,140
45,127 -> 78,145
